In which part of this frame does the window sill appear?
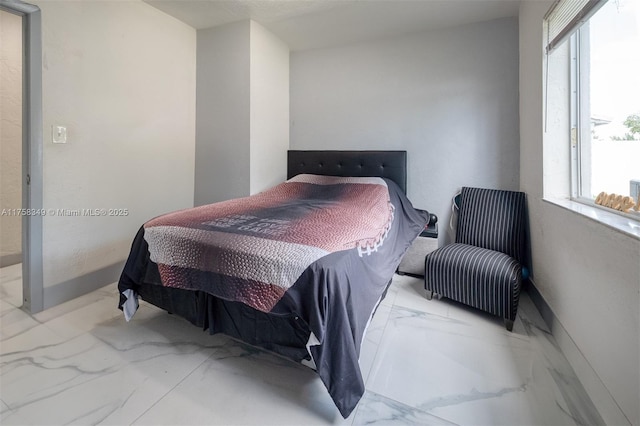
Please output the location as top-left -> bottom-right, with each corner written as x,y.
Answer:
543,198 -> 640,240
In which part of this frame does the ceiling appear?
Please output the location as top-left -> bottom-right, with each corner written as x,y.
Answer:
144,0 -> 521,51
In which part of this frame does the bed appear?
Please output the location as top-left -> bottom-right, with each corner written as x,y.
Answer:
117,150 -> 428,418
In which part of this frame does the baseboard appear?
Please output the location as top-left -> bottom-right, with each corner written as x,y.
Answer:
0,253 -> 22,268
527,280 -> 631,426
43,261 -> 125,309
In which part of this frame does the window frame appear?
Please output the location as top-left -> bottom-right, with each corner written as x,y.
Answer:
569,22 -> 640,221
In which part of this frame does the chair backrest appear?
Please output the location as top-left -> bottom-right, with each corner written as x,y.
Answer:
456,187 -> 526,263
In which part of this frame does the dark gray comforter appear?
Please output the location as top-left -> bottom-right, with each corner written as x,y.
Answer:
118,175 -> 427,418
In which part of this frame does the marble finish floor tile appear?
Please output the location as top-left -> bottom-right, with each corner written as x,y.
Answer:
133,337 -> 352,426
1,307 -> 220,425
0,266 -> 604,425
360,302 -> 392,384
0,263 -> 23,308
0,299 -> 16,315
41,288 -> 124,341
391,274 -> 450,318
1,398 -> 11,419
352,391 -> 457,425
0,263 -> 33,341
0,304 -> 41,341
366,294 -> 604,426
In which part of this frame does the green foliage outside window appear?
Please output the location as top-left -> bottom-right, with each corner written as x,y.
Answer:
611,114 -> 640,141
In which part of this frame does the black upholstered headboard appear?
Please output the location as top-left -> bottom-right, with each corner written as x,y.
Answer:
287,150 -> 407,193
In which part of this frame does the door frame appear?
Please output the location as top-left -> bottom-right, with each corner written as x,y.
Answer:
0,0 -> 43,312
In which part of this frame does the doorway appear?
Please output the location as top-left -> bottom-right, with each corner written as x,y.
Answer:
0,9 -> 24,307
0,0 -> 43,313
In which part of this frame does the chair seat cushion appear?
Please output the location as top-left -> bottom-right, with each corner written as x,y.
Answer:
425,243 -> 522,320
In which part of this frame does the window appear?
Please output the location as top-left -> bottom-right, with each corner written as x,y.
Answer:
570,0 -> 640,218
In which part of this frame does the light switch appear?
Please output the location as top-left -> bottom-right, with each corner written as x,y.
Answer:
52,125 -> 67,144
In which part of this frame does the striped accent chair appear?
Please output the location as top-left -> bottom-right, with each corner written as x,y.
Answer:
424,187 -> 526,331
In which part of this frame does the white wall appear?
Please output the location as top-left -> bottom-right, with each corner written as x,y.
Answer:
195,21 -> 250,205
520,2 -> 640,424
195,20 -> 289,204
249,21 -> 289,194
0,10 -> 23,266
290,18 -> 520,242
32,0 -> 196,307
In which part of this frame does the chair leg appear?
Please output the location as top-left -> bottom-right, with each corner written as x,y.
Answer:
425,290 -> 433,300
504,319 -> 514,332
